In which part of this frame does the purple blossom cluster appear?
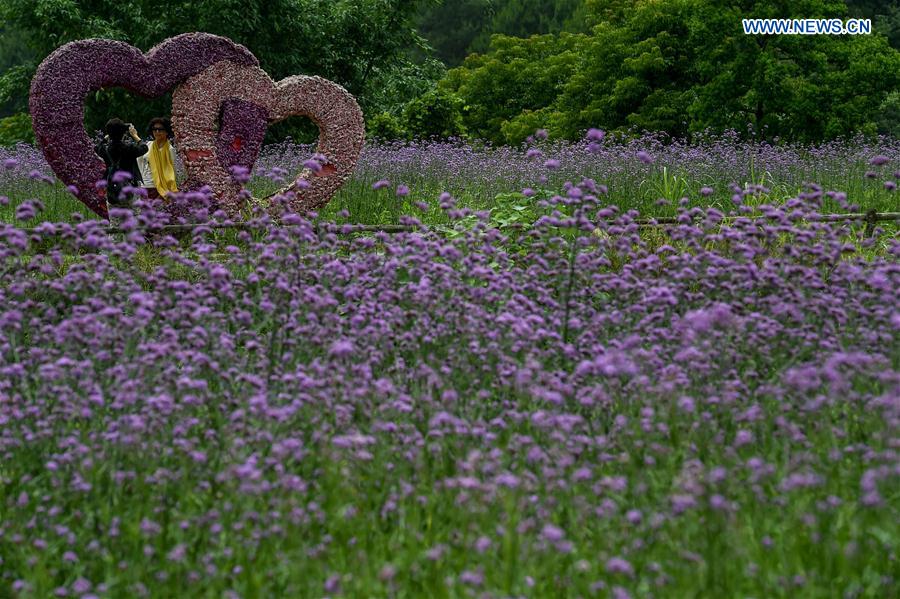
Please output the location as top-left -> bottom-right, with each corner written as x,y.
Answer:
0,174 -> 897,595
255,132 -> 899,217
28,33 -> 266,219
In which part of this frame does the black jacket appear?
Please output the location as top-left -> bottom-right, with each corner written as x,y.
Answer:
95,138 -> 149,185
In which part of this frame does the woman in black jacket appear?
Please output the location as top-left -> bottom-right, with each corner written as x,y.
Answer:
95,118 -> 148,207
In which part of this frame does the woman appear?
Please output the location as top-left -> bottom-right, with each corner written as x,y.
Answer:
95,118 -> 148,207
137,117 -> 178,199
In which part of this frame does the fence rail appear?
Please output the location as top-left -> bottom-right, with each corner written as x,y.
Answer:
9,210 -> 900,238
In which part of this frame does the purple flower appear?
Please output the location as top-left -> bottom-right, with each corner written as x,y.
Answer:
459,570 -> 484,587
303,158 -> 323,172
167,544 -> 187,562
395,184 -> 409,197
329,339 -> 354,358
606,557 -> 634,577
586,128 -> 605,141
324,574 -> 341,594
541,523 -> 565,542
869,155 -> 889,166
474,536 -> 492,553
637,151 -> 653,164
677,396 -> 696,413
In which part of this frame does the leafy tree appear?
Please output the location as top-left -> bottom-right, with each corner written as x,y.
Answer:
467,0 -> 590,54
402,88 -> 465,138
0,22 -> 36,117
412,0 -> 494,66
876,91 -> 900,137
440,0 -> 900,143
413,0 -> 587,67
440,32 -> 585,144
367,112 -> 407,140
845,0 -> 900,49
549,0 -> 697,140
684,0 -> 900,141
0,112 -> 33,145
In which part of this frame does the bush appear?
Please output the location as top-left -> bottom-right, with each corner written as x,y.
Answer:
0,112 -> 34,146
402,89 -> 465,140
876,91 -> 900,138
366,112 -> 407,141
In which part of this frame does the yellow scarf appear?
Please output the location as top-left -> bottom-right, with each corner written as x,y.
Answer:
148,139 -> 178,197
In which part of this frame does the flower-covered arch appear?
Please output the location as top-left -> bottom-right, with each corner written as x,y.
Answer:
172,61 -> 365,218
29,33 -> 268,218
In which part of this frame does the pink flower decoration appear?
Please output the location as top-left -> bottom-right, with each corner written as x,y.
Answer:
172,61 -> 365,217
29,33 -> 266,219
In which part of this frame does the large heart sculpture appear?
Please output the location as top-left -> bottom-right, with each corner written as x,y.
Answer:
29,33 -> 269,218
171,60 -> 365,217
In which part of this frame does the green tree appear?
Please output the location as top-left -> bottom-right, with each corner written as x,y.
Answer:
438,0 -> 900,143
550,0 -> 696,140
402,88 -> 465,138
685,0 -> 900,141
413,0 -> 587,67
467,0 -> 590,54
413,0 -> 493,66
0,22 -> 36,117
845,0 -> 900,49
440,32 -> 585,144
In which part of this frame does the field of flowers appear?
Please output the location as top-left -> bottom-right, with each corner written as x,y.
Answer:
0,132 -> 898,598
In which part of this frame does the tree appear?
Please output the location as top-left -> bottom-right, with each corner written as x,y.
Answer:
438,0 -> 900,143
413,0 -> 587,67
402,88 -> 465,138
0,22 -> 36,118
684,0 -> 900,141
440,32 -> 585,144
844,0 -> 900,49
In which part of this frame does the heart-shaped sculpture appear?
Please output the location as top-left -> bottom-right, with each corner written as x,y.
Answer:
171,60 -> 365,217
29,33 -> 269,218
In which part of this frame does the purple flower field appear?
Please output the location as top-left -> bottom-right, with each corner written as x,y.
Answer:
0,134 -> 898,597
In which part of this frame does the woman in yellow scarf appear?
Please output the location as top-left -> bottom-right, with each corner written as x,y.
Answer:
137,117 -> 179,200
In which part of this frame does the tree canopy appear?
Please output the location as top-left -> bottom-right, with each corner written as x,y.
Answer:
0,0 -> 898,145
437,0 -> 900,144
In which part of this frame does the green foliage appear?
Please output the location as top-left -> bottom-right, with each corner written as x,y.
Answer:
441,33 -> 585,144
876,91 -> 900,137
0,63 -> 33,117
0,0 -> 438,141
845,0 -> 900,49
0,22 -> 36,118
413,0 -> 587,66
438,0 -> 900,143
467,0 -> 590,54
367,112 -> 407,140
412,0 -> 493,66
402,88 -> 465,139
684,1 -> 900,142
0,111 -> 34,146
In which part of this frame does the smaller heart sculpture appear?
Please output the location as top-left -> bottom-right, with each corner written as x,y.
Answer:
172,60 -> 365,217
29,33 -> 268,218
